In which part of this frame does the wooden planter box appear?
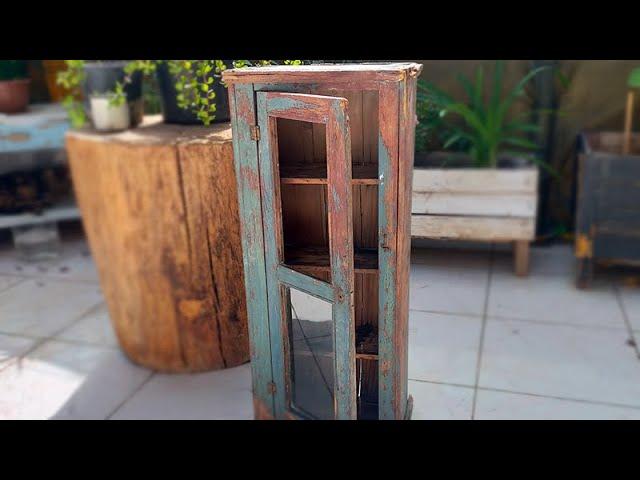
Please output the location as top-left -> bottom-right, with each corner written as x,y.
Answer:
575,131 -> 640,288
411,153 -> 538,276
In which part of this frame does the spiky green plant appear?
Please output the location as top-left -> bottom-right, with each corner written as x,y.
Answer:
424,61 -> 551,169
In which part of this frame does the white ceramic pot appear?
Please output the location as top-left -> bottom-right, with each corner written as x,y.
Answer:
90,96 -> 130,132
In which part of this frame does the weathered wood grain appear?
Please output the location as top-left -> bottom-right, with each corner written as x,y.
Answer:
228,66 -> 419,420
378,81 -> 401,420
412,192 -> 537,217
229,83 -> 275,412
413,168 -> 538,193
66,120 -> 249,372
412,215 -> 535,241
223,63 -> 423,85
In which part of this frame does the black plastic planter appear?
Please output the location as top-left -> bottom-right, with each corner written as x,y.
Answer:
82,61 -> 143,127
155,62 -> 230,125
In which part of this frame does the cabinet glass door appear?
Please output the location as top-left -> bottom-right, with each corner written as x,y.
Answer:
256,91 -> 356,420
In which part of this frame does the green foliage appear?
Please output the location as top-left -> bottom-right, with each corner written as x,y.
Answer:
628,67 -> 640,88
423,61 -> 551,169
0,61 -> 28,81
58,59 -> 305,127
126,59 -> 305,126
416,79 -> 468,153
57,60 -> 130,127
57,60 -> 87,127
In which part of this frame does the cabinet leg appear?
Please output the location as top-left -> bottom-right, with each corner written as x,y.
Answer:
513,240 -> 530,277
575,258 -> 594,289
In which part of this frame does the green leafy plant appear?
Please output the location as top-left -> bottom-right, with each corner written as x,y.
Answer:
423,61 -> 551,169
59,60 -> 305,127
416,79 -> 468,153
125,60 -> 304,126
57,60 -> 129,127
0,60 -> 28,81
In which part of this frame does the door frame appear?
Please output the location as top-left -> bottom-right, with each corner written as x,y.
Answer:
256,91 -> 357,420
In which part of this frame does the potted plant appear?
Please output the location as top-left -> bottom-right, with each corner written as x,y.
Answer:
125,60 -> 302,125
0,60 -> 30,113
57,60 -> 143,131
412,61 -> 551,276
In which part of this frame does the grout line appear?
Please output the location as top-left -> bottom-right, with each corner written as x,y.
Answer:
471,246 -> 494,420
0,299 -> 106,374
613,284 -> 640,360
408,378 -> 640,412
52,301 -> 105,339
486,314 -> 631,331
477,385 -> 640,411
409,309 -> 630,332
0,272 -> 101,286
0,276 -> 28,295
105,371 -> 156,420
409,378 -> 475,389
409,308 -> 484,319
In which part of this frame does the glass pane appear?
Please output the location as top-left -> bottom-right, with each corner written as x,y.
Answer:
286,287 -> 334,419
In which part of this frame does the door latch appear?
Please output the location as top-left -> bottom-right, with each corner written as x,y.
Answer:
250,125 -> 260,141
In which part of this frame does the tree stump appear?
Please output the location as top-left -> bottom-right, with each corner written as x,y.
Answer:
65,117 -> 249,372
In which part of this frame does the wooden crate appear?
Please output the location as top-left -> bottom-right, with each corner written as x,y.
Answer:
575,131 -> 640,288
224,63 -> 421,420
412,161 -> 538,276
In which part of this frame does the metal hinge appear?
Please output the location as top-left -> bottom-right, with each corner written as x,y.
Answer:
250,125 -> 260,141
267,382 -> 276,395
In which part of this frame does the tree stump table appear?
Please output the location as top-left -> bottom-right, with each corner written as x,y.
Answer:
65,116 -> 249,372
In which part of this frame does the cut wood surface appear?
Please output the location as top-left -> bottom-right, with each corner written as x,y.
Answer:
411,215 -> 535,241
222,63 -> 423,85
66,118 -> 249,373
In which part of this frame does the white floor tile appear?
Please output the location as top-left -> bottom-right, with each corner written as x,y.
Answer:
0,238 -> 99,283
409,310 -> 482,386
411,247 -> 491,270
111,363 -> 253,420
475,389 -> 640,420
479,318 -> 640,407
618,286 -> 640,332
409,381 -> 474,420
410,262 -> 488,316
0,340 -> 149,420
56,303 -> 118,347
0,275 -> 24,293
0,333 -> 37,367
0,279 -> 103,338
493,244 -> 575,277
488,271 -> 625,327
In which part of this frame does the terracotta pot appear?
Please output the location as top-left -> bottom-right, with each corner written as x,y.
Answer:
0,79 -> 31,113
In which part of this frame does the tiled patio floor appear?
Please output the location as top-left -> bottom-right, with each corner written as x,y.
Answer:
1,231 -> 639,420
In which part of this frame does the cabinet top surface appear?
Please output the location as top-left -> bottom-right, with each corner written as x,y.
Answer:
222,62 -> 423,84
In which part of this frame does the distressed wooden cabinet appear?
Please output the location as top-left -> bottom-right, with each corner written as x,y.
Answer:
224,63 -> 422,420
575,131 -> 640,288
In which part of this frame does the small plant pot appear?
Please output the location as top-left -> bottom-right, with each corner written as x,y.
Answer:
90,96 -> 130,132
83,61 -> 143,127
0,79 -> 31,113
155,62 -> 230,125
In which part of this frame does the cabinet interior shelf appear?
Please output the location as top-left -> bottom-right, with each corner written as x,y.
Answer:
280,163 -> 379,185
284,245 -> 378,274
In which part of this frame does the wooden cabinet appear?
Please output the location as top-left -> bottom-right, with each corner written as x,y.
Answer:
575,131 -> 640,288
224,63 -> 422,420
